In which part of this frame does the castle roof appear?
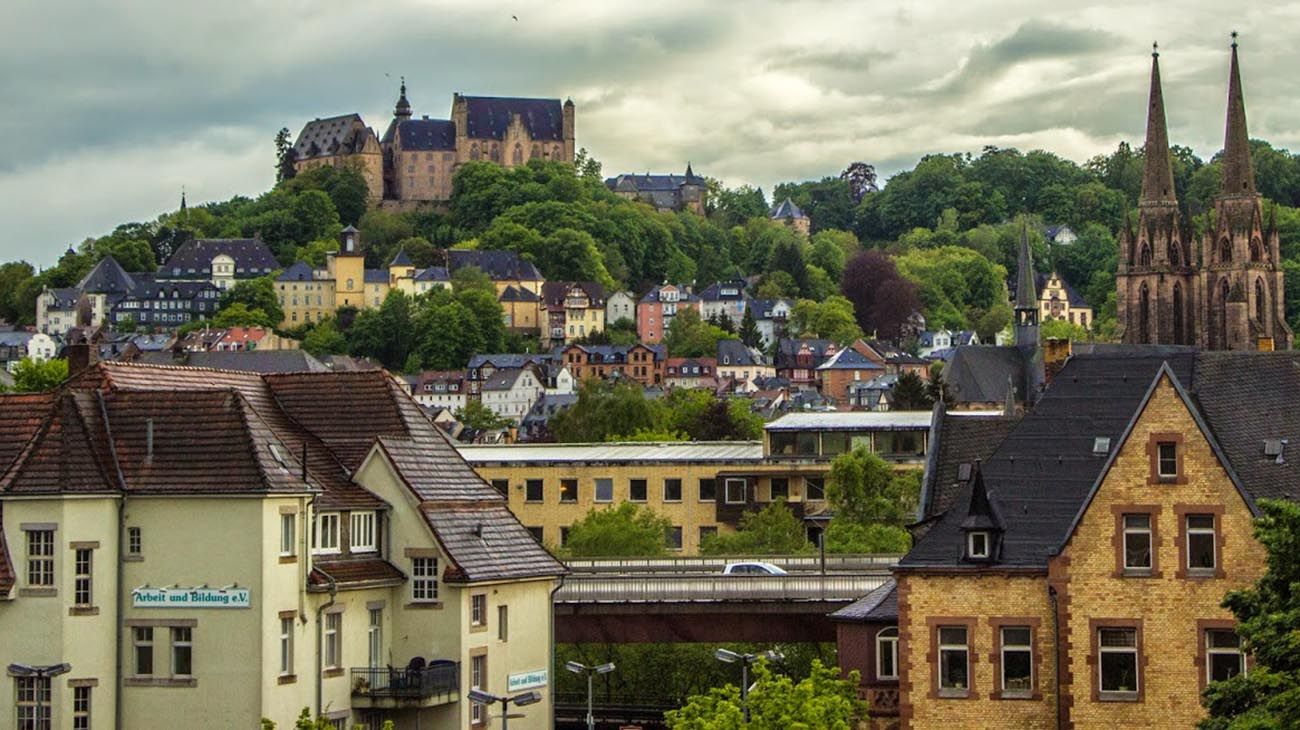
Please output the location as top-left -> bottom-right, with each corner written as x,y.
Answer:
78,255 -> 137,294
277,262 -> 315,282
461,95 -> 565,142
386,118 -> 457,151
292,114 -> 375,159
447,250 -> 542,282
770,198 -> 807,220
161,239 -> 278,279
414,267 -> 449,282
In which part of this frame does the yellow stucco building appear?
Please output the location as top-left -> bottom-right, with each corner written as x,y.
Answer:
0,360 -> 562,730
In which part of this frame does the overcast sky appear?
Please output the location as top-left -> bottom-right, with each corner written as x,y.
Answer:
4,0 -> 1300,266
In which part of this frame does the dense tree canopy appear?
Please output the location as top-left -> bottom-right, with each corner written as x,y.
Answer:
562,503 -> 673,557
666,660 -> 864,730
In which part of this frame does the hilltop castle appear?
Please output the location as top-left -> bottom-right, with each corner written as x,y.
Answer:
291,82 -> 575,207
1116,40 -> 1293,350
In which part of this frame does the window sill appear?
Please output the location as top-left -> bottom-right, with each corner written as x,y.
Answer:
662,500 -> 683,504
323,667 -> 344,679
279,555 -> 298,564
1119,569 -> 1160,578
996,691 -> 1038,700
1185,569 -> 1219,580
936,688 -> 972,699
69,606 -> 100,617
405,601 -> 443,610
123,555 -> 145,563
1098,692 -> 1139,703
470,623 -> 488,633
125,677 -> 197,688
278,674 -> 297,685
19,587 -> 57,597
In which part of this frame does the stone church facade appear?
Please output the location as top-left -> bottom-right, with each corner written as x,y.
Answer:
1117,43 -> 1292,351
291,82 -> 575,208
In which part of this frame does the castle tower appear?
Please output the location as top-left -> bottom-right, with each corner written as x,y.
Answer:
1014,224 -> 1039,348
1117,43 -> 1198,345
1199,36 -> 1293,350
395,78 -> 412,121
329,225 -> 366,309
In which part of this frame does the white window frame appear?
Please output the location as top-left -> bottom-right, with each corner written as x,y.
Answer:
1186,514 -> 1217,573
15,676 -> 50,730
324,612 -> 341,670
937,626 -> 970,694
133,626 -> 154,676
1205,629 -> 1246,684
127,526 -> 142,557
26,529 -> 54,587
1098,627 -> 1139,698
1157,441 -> 1178,478
72,685 -> 91,730
471,593 -> 487,627
471,655 -> 486,723
967,532 -> 989,559
350,511 -> 376,553
876,627 -> 898,680
1000,626 -> 1033,695
411,557 -> 439,603
280,617 -> 294,676
1122,514 -> 1152,571
73,548 -> 93,607
312,513 -> 340,555
368,608 -> 383,669
280,513 -> 296,557
594,478 -> 614,503
724,478 -> 747,505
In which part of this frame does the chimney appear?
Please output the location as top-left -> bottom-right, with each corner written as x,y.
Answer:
65,340 -> 98,376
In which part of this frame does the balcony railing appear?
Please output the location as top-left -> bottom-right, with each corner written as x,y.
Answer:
351,661 -> 459,704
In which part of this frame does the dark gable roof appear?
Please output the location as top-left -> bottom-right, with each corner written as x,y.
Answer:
447,250 -> 542,281
774,338 -> 834,369
47,288 -> 79,309
462,96 -> 564,141
640,285 -> 698,304
698,280 -> 748,302
829,578 -> 897,622
364,269 -> 388,284
817,348 -> 884,371
278,262 -> 315,282
161,239 -> 278,278
395,118 -> 456,151
770,198 -> 807,220
1008,272 -> 1091,308
605,172 -> 701,193
499,285 -> 541,303
717,339 -> 763,367
78,255 -> 137,294
943,346 -> 1032,404
917,405 -> 1022,526
898,350 -> 1300,571
293,114 -> 371,158
133,350 -> 328,374
415,266 -> 449,282
422,503 -> 565,583
542,281 -> 605,308
389,249 -> 413,267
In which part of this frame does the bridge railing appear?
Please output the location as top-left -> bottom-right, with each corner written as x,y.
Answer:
563,554 -> 902,573
555,573 -> 888,603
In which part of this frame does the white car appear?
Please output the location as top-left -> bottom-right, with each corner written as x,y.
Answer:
722,561 -> 788,576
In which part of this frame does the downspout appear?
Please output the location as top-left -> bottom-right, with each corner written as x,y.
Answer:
1048,584 -> 1062,730
549,573 -> 567,716
96,391 -> 128,730
316,575 -> 337,719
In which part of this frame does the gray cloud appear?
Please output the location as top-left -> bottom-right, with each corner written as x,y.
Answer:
4,0 -> 1300,266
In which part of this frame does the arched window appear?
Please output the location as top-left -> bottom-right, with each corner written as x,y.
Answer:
531,144 -> 540,159
1250,239 -> 1263,262
1139,243 -> 1152,267
1168,241 -> 1181,266
1139,282 -> 1151,344
876,627 -> 899,681
490,144 -> 500,162
1256,278 -> 1267,324
1219,239 -> 1232,263
470,143 -> 480,161
1172,283 -> 1184,345
512,143 -> 523,165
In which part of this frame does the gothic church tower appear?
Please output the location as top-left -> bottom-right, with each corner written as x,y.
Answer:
1198,37 -> 1293,350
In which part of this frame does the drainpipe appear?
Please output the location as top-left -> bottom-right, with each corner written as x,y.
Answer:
549,573 -> 567,715
96,391 -> 128,730
1049,584 -> 1062,730
316,575 -> 337,719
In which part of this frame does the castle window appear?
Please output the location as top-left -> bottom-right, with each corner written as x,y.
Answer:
531,144 -> 540,159
513,144 -> 523,165
1219,239 -> 1232,263
1168,242 -> 1181,266
1250,239 -> 1262,262
1138,243 -> 1152,267
1256,278 -> 1266,324
470,144 -> 480,161
490,144 -> 500,162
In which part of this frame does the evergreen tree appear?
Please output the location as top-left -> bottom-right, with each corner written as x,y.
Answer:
739,306 -> 762,348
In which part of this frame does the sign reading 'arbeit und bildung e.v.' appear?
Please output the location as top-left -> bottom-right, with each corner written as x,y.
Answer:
132,586 -> 252,609
507,669 -> 548,692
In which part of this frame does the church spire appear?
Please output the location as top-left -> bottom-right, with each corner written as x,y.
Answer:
395,76 -> 412,120
1014,223 -> 1039,348
1140,42 -> 1177,204
1221,33 -> 1255,195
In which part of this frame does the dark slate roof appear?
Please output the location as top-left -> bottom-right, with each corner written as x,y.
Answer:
774,338 -> 835,370
78,255 -> 137,294
751,299 -> 792,319
698,280 -> 748,302
829,578 -> 897,622
605,171 -> 703,193
415,267 -> 449,282
309,558 -> 406,591
499,285 -> 541,303
943,346 -> 1032,404
390,249 -> 413,267
639,285 -> 698,304
133,350 -> 328,374
817,348 -> 884,371
918,404 -> 1022,523
47,288 -> 80,309
860,339 -> 930,366
278,262 -> 315,282
481,368 -> 530,392
468,353 -> 553,370
293,114 -> 372,158
902,351 -> 1201,569
542,281 -> 605,309
462,96 -> 565,141
364,269 -> 388,284
717,340 -> 765,367
447,250 -> 543,281
393,118 -> 456,150
770,198 -> 807,220
161,239 -> 278,278
422,503 -> 566,583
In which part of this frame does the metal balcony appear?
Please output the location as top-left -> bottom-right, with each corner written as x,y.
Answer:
351,661 -> 459,709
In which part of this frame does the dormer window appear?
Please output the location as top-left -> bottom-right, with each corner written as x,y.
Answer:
968,531 -> 990,559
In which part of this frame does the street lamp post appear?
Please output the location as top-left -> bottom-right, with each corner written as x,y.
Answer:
7,663 -> 71,730
713,649 -> 782,723
467,688 -> 542,730
565,660 -> 616,730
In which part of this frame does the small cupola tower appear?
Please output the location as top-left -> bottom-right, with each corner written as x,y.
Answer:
395,77 -> 412,121
960,462 -> 1004,563
339,225 -> 362,256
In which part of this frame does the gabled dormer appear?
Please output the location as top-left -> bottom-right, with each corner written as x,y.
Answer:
960,462 -> 1004,563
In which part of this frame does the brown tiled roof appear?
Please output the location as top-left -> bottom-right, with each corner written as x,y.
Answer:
309,558 -> 406,591
265,371 -> 411,470
422,503 -> 564,583
0,394 -> 54,476
377,437 -> 502,503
